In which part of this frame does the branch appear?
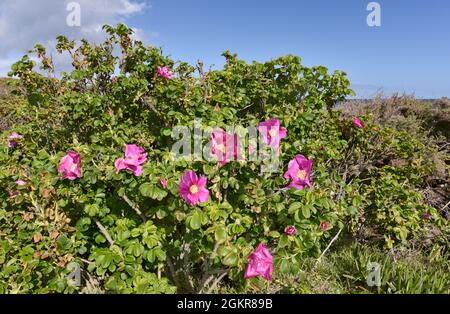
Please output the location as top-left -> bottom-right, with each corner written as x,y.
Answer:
141,97 -> 166,127
196,61 -> 209,104
95,219 -> 114,246
181,242 -> 195,292
166,256 -> 181,289
238,102 -> 257,112
206,270 -> 229,294
29,194 -> 43,215
198,242 -> 221,293
122,194 -> 147,221
316,228 -> 343,264
203,242 -> 220,271
79,258 -> 93,265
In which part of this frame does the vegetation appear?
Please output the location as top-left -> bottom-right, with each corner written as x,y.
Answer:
0,24 -> 448,294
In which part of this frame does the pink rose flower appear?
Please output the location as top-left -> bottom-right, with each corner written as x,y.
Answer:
160,178 -> 168,188
111,74 -> 117,84
257,118 -> 287,149
178,170 -> 209,206
210,128 -> 241,166
7,132 -> 23,148
244,243 -> 273,282
284,154 -> 313,190
58,151 -> 82,180
320,221 -> 329,231
284,226 -> 297,236
16,180 -> 26,186
353,117 -> 363,128
107,110 -> 114,117
115,144 -> 147,177
156,66 -> 173,79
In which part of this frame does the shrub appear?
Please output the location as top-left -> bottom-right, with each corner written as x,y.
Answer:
0,24 -> 448,294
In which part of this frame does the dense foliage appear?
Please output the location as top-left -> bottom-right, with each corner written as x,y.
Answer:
0,24 -> 448,294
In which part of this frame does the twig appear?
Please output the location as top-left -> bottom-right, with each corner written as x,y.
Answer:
441,200 -> 450,212
338,164 -> 348,198
196,61 -> 209,104
141,97 -> 166,127
199,275 -> 215,293
201,268 -> 229,293
95,220 -> 114,246
238,102 -> 257,112
206,271 -> 229,294
29,194 -> 43,215
79,258 -> 93,265
198,242 -> 220,292
166,256 -> 181,289
181,242 -> 195,292
203,242 -> 220,271
122,194 -> 147,221
317,228 -> 343,264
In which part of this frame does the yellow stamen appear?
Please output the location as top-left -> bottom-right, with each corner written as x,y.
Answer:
269,129 -> 278,137
70,163 -> 78,172
189,185 -> 199,194
296,170 -> 306,180
216,143 -> 226,153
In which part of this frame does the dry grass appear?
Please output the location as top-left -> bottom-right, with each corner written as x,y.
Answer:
339,93 -> 450,140
338,94 -> 450,219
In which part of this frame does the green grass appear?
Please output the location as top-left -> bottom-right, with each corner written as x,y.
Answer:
306,243 -> 450,294
218,242 -> 450,294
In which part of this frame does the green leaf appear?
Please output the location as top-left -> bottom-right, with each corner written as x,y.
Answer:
146,251 -> 155,263
302,205 -> 311,219
154,248 -> 166,261
280,259 -> 290,274
223,251 -> 238,266
278,234 -> 289,248
268,231 -> 280,238
95,234 -> 106,244
139,183 -> 153,197
189,211 -> 202,230
56,234 -> 72,252
214,226 -> 227,243
288,202 -> 302,214
139,183 -> 168,200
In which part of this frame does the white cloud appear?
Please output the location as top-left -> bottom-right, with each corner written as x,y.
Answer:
0,0 -> 151,75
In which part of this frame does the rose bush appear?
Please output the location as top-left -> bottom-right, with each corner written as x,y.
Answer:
0,24 -> 448,293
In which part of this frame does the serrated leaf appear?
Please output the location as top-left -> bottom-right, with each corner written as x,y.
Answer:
223,251 -> 238,266
302,205 -> 311,218
288,202 -> 302,214
189,211 -> 202,230
214,226 -> 227,243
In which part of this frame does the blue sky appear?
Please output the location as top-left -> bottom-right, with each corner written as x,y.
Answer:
1,0 -> 449,98
132,0 -> 450,98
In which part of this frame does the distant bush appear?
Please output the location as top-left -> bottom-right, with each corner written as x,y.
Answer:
339,95 -> 449,220
0,79 -> 28,132
340,94 -> 450,141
